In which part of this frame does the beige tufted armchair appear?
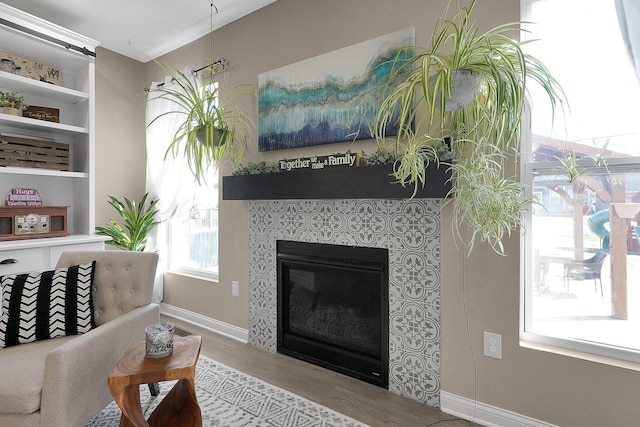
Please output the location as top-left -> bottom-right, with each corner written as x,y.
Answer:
0,250 -> 160,427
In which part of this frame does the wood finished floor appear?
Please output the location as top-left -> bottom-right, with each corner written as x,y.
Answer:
164,316 -> 480,427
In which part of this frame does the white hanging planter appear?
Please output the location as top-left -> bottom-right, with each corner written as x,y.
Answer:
429,69 -> 483,112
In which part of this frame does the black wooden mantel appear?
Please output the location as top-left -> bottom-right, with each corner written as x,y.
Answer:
222,163 -> 451,200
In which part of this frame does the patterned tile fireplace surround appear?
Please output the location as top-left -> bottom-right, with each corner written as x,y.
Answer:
248,198 -> 442,406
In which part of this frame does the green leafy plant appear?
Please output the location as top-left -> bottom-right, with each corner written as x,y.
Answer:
449,144 -> 536,254
359,148 -> 401,166
147,61 -> 254,184
391,131 -> 443,197
96,193 -> 160,251
0,90 -> 28,110
374,0 -> 566,254
558,150 -> 582,184
232,161 -> 280,176
559,140 -> 621,186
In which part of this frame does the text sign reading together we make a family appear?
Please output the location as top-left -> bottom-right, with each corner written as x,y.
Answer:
279,152 -> 359,172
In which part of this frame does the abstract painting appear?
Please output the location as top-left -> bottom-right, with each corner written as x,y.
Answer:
258,27 -> 415,152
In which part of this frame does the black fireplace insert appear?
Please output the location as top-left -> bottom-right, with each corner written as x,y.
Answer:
277,240 -> 389,388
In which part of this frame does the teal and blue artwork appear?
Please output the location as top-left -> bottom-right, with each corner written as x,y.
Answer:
258,27 -> 415,152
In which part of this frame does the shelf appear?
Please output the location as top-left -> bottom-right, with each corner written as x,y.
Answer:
0,70 -> 89,103
1,4 -> 97,241
0,112 -> 88,135
0,234 -> 109,251
222,163 -> 451,200
0,166 -> 87,178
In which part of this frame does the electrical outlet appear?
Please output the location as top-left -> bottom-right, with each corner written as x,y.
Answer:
483,331 -> 502,359
231,281 -> 240,297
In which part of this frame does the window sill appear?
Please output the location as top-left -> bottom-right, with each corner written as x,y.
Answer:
520,338 -> 640,372
165,270 -> 219,284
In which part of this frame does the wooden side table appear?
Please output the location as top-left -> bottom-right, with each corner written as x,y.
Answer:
108,335 -> 203,427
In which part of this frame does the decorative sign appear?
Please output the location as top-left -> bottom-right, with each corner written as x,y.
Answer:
0,51 -> 62,85
23,106 -> 60,123
5,188 -> 42,207
279,152 -> 359,172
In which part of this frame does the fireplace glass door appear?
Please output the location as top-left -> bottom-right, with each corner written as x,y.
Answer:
277,240 -> 388,388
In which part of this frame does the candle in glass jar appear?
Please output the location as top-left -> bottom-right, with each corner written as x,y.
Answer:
145,322 -> 174,358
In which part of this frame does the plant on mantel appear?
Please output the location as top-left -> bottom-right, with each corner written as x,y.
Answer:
374,0 -> 566,254
231,151 -> 395,175
231,139 -> 453,176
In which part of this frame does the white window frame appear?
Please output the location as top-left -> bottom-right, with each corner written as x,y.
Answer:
166,81 -> 220,281
166,177 -> 219,281
521,159 -> 640,364
520,0 -> 640,365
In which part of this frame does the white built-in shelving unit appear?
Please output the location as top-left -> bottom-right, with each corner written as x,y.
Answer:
0,3 -> 107,271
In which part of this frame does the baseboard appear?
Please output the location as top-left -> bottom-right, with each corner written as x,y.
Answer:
160,303 -> 249,343
440,391 -> 558,427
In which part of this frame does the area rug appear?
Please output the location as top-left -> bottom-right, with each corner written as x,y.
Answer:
85,355 -> 368,427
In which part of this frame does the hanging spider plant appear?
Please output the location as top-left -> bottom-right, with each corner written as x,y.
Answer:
374,0 -> 566,254
449,144 -> 538,255
392,128 -> 442,198
147,61 -> 254,184
377,0 -> 564,153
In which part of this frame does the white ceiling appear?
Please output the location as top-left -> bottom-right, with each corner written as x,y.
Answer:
1,0 -> 277,63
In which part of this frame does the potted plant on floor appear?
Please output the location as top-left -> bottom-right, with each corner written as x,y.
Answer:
0,90 -> 28,116
147,62 -> 254,184
96,193 -> 160,251
375,0 -> 566,254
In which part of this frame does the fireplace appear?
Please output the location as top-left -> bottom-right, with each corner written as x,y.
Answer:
277,240 -> 389,388
248,199 -> 441,406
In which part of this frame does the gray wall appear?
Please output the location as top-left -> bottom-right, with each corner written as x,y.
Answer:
93,0 -> 640,425
95,47 -> 147,228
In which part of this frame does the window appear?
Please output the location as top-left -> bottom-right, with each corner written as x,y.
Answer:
522,0 -> 640,362
167,169 -> 219,279
167,82 -> 220,279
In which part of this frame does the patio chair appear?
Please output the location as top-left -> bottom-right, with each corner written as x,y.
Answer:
564,251 -> 607,297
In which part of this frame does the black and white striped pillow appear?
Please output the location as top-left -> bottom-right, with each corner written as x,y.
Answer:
0,261 -> 96,348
